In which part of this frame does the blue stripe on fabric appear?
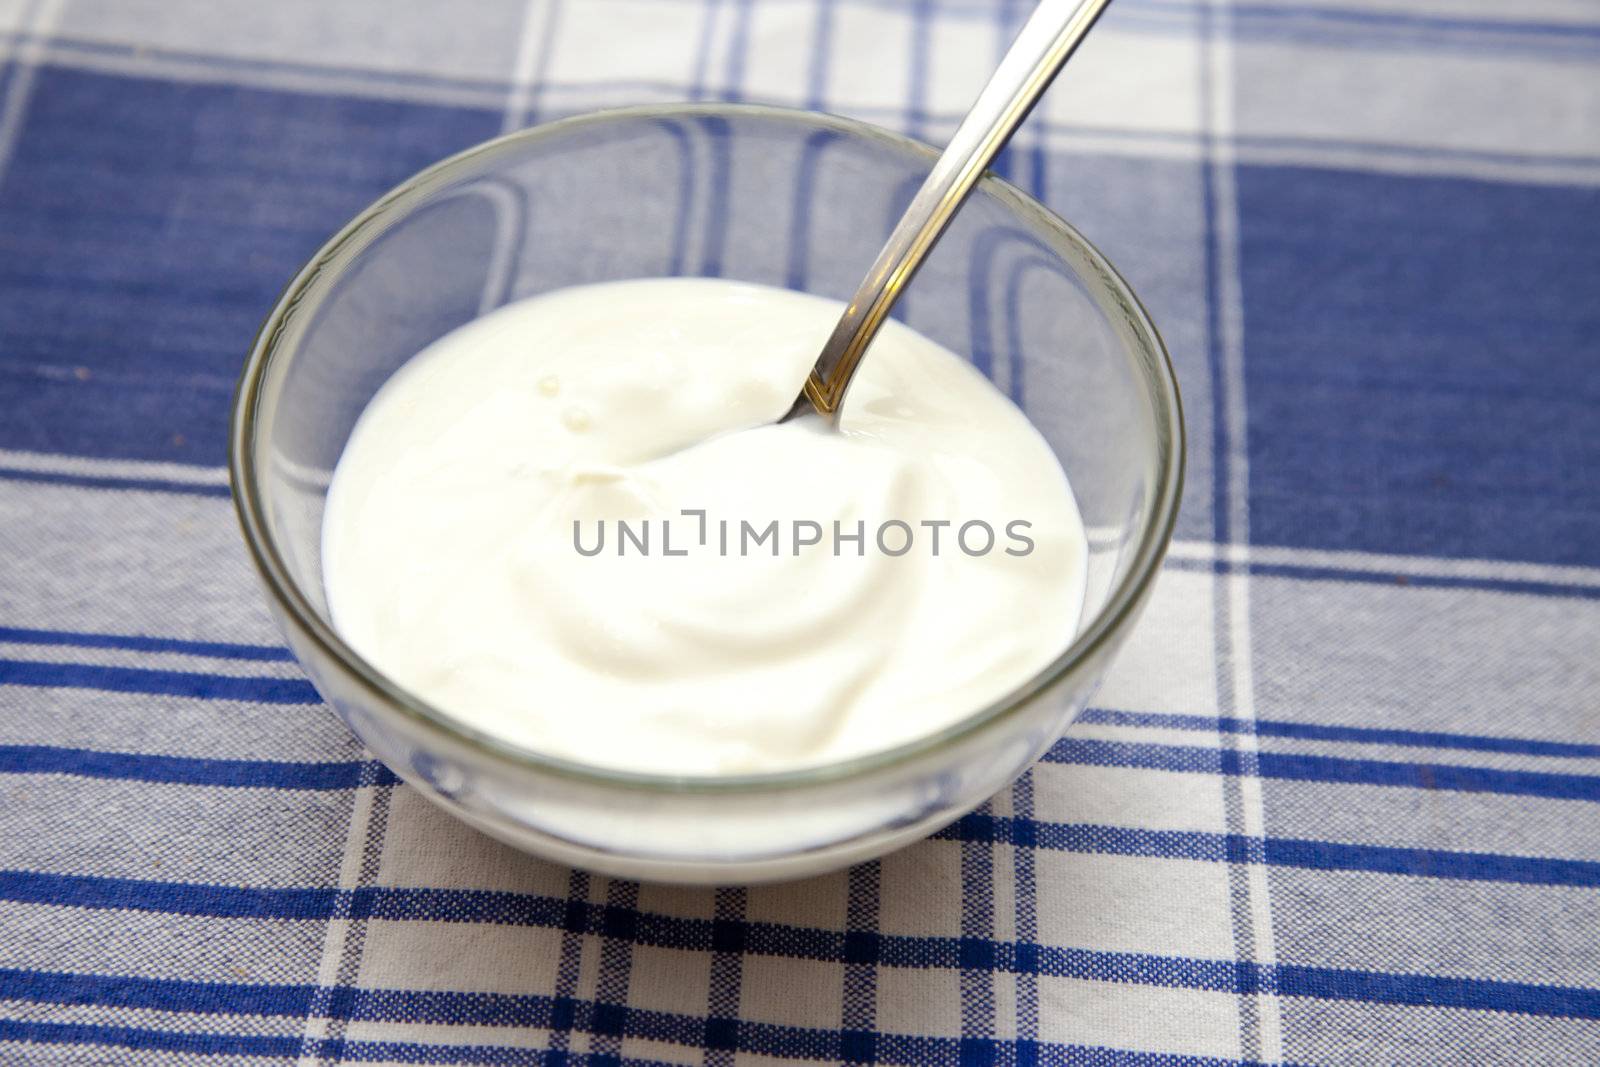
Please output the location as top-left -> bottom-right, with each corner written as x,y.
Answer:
1041,738 -> 1600,803
1164,555 -> 1600,603
0,465 -> 232,497
1230,132 -> 1600,170
786,128 -> 844,289
686,0 -> 723,103
958,801 -> 998,1050
4,949 -> 1599,1031
0,870 -> 338,918
1227,2 -> 1600,42
1002,256 -> 1065,406
1258,837 -> 1600,887
1012,148 -> 1046,1066
4,680 -> 1594,801
1010,773 -> 1041,1063
645,117 -> 696,280
985,0 -> 1015,186
718,0 -> 754,104
935,817 -> 1600,888
705,886 -> 748,1067
0,626 -> 1590,764
1078,708 -> 1600,760
967,226 -> 1058,380
1276,966 -> 1600,1018
0,626 -> 291,662
1024,9 -> 1049,207
0,1018 -> 690,1067
1198,75 -> 1230,547
327,1039 -> 679,1067
841,862 -> 880,1063
15,815 -> 1597,964
0,745 -> 395,790
1243,560 -> 1600,602
0,41 -> 1592,170
7,0 -> 1597,41
546,868 -> 590,1058
7,813 -> 1593,939
884,1041 -> 1280,1067
0,912 -> 1495,1060
1225,18 -> 1600,61
694,114 -> 733,277
593,879 -> 643,1061
0,1018 -> 1286,1067
0,967 -> 316,1017
0,51 -> 1585,187
803,0 -> 835,112
0,1019 -> 299,1060
0,0 -> 1589,86
0,819 -> 1574,934
0,658 -> 319,704
904,0 -> 934,140
515,0 -> 562,129
0,60 -> 1583,175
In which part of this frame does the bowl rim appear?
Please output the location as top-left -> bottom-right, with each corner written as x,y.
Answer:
229,101 -> 1186,795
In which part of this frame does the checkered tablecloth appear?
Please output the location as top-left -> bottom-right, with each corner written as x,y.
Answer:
2,0 -> 1598,1063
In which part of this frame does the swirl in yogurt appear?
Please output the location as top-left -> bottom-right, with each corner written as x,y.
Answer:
323,278 -> 1087,774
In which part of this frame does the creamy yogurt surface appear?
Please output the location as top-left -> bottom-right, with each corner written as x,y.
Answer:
323,278 -> 1087,775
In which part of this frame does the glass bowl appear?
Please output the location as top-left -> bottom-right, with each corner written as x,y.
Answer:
229,104 -> 1183,884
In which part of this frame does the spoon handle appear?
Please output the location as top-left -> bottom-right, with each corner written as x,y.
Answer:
801,0 -> 1114,419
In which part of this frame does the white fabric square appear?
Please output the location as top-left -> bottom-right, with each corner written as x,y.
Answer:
1029,758 -> 1230,834
746,869 -> 848,930
1040,24 -> 1204,138
1097,566 -> 1220,716
823,1 -> 915,112
739,953 -> 844,1030
741,0 -> 823,105
0,0 -> 31,32
0,481 -> 277,643
621,1035 -> 704,1065
1234,39 -> 1600,160
876,838 -> 963,937
376,786 -> 572,897
877,964 -> 964,1039
544,0 -> 705,90
1251,572 -> 1600,740
356,918 -> 564,993
1033,851 -> 1237,960
1036,977 -> 1243,1060
55,0 -> 529,84
636,882 -> 720,922
627,944 -> 714,1017
924,16 -> 1005,118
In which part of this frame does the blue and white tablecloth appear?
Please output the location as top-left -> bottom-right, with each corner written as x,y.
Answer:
2,0 -> 1598,1063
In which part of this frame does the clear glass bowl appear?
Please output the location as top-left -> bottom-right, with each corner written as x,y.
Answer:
230,104 -> 1183,884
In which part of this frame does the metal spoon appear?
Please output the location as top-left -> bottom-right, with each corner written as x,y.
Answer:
788,0 -> 1114,423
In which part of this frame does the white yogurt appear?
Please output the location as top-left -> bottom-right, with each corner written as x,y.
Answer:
323,278 -> 1087,775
